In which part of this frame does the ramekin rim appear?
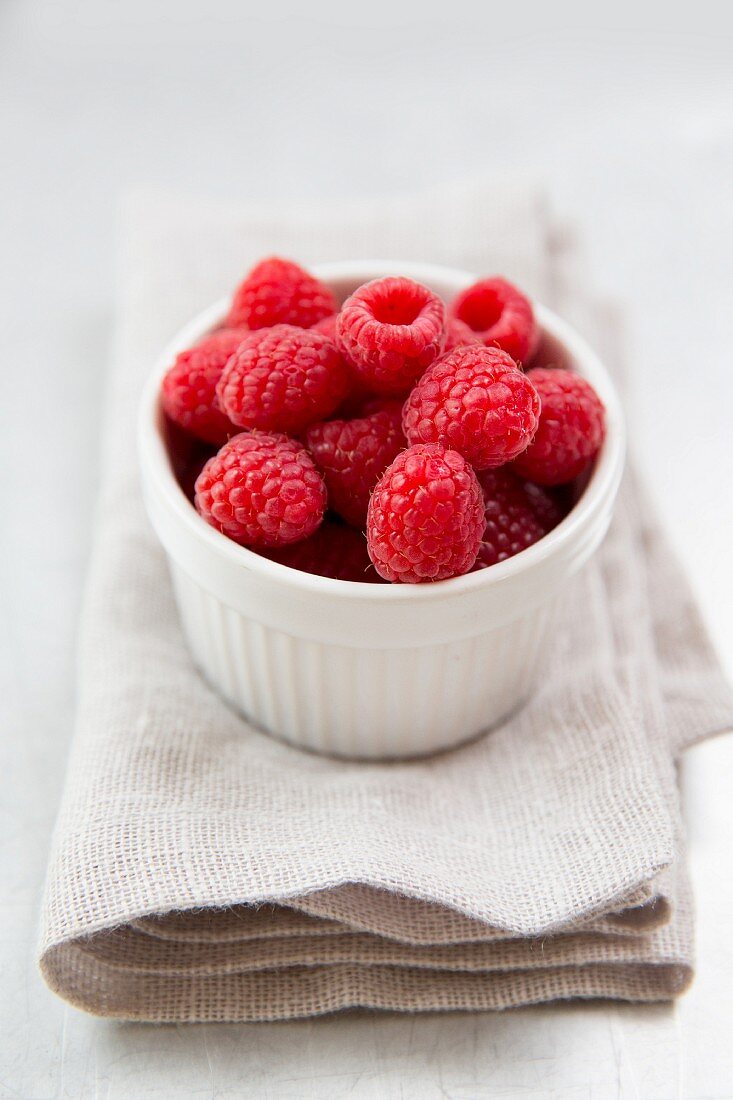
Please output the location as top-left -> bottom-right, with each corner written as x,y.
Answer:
138,261 -> 626,603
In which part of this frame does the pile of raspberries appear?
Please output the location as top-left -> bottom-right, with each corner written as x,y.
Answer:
161,258 -> 605,584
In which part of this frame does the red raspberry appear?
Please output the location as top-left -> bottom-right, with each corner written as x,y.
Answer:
262,520 -> 383,582
194,432 -> 326,547
443,317 -> 481,353
366,444 -> 484,583
225,257 -> 337,330
305,402 -> 405,528
309,314 -> 339,340
402,345 -> 540,471
451,276 -> 538,362
474,467 -> 565,569
336,276 -> 446,395
161,329 -> 246,445
512,368 -> 606,486
217,325 -> 350,435
331,368 -> 380,420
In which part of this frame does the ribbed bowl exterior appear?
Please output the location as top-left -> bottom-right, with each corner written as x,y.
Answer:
170,562 -> 553,758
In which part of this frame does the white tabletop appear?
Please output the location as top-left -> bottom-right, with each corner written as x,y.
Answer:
2,3 -> 732,1097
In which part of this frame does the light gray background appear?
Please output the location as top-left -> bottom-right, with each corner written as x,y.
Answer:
1,1 -> 732,1096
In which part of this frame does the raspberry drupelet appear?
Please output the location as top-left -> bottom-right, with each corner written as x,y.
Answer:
402,345 -> 541,470
194,432 -> 327,548
161,328 -> 247,445
336,276 -> 446,395
366,444 -> 484,583
512,368 -> 606,486
305,401 -> 405,528
225,256 -> 338,330
217,325 -> 350,435
451,276 -> 538,363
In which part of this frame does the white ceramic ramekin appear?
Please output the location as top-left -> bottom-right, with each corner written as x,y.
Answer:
139,262 -> 625,759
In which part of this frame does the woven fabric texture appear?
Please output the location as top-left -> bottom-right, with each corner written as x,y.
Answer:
38,180 -> 733,1021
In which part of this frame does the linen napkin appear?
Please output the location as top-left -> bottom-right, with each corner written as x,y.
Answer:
39,179 -> 733,1021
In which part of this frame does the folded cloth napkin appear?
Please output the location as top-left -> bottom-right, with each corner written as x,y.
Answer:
39,180 -> 733,1022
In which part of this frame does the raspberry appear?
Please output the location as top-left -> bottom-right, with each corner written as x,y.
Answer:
474,467 -> 565,569
161,329 -> 246,445
512,368 -> 606,486
402,345 -> 540,470
331,368 -> 379,420
262,520 -> 383,582
309,314 -> 339,341
225,257 -> 337,330
366,444 -> 484,583
305,401 -> 405,527
443,317 -> 481,353
336,276 -> 446,395
451,276 -> 538,362
217,325 -> 349,435
194,432 -> 326,547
